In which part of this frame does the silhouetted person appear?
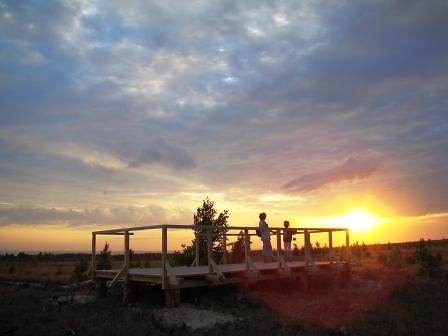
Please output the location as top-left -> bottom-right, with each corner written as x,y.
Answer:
259,212 -> 273,262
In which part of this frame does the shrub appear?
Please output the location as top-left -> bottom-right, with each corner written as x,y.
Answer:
97,242 -> 112,270
170,244 -> 195,266
378,248 -> 404,269
229,231 -> 245,263
413,239 -> 442,277
292,244 -> 300,257
72,257 -> 88,282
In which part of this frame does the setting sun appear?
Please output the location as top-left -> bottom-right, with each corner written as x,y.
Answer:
340,209 -> 379,232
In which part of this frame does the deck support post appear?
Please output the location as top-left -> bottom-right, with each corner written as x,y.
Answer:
95,279 -> 107,299
165,288 -> 180,307
222,233 -> 227,264
345,229 -> 351,262
161,225 -> 167,290
123,230 -> 130,303
276,229 -> 282,268
207,228 -> 213,274
328,230 -> 334,263
91,233 -> 96,281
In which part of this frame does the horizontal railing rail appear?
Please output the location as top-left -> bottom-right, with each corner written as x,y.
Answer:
93,224 -> 348,234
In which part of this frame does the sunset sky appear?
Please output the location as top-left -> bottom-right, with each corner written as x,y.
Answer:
1,0 -> 447,252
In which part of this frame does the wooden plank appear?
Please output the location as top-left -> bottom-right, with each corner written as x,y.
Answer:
123,231 -> 130,302
107,265 -> 126,288
161,226 -> 167,289
304,230 -> 315,267
194,232 -> 199,266
328,231 -> 334,263
304,230 -> 310,266
244,229 -> 250,271
93,224 -> 163,234
222,233 -> 227,264
276,229 -> 281,268
94,224 -> 348,235
345,229 -> 351,262
124,231 -> 129,280
165,260 -> 181,286
95,261 -> 337,280
91,233 -> 96,280
277,255 -> 291,275
207,228 -> 213,274
208,257 -> 226,280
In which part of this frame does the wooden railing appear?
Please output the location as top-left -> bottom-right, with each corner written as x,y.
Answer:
91,224 -> 350,289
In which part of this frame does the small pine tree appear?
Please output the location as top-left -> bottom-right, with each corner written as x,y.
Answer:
193,197 -> 229,264
230,231 -> 245,263
97,242 -> 112,270
292,244 -> 299,257
170,197 -> 229,266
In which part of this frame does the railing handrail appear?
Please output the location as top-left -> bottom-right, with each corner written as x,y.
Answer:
92,224 -> 348,235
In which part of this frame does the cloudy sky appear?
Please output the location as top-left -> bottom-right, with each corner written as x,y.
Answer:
1,0 -> 447,251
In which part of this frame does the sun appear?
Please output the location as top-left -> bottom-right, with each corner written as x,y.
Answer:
340,208 -> 379,232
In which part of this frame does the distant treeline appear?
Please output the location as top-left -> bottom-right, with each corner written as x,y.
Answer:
1,238 -> 446,262
0,251 -> 162,262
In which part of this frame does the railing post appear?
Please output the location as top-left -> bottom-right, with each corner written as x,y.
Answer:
222,233 -> 227,264
328,230 -> 334,263
304,229 -> 311,266
193,232 -> 200,266
244,229 -> 250,270
276,229 -> 281,268
207,227 -> 213,273
124,231 -> 130,274
345,229 -> 351,262
123,231 -> 130,303
91,233 -> 96,280
161,225 -> 167,289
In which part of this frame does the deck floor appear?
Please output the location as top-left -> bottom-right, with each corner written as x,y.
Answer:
96,261 -> 338,279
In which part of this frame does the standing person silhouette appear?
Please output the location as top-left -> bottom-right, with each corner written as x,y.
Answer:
259,212 -> 273,262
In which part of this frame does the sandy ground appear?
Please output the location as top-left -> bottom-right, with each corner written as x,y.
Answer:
1,265 -> 447,336
153,304 -> 237,329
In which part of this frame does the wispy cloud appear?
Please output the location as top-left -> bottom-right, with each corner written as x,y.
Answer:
282,157 -> 379,193
0,204 -> 190,227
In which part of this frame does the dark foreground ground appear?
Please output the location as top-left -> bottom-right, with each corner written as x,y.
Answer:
1,269 -> 448,336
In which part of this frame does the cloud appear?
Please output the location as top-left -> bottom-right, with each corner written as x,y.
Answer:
282,156 -> 379,192
113,139 -> 197,170
0,204 -> 191,227
0,0 -> 447,219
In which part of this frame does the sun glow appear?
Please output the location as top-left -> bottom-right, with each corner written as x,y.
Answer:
340,208 -> 379,232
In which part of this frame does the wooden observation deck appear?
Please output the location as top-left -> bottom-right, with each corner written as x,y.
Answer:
90,225 -> 351,305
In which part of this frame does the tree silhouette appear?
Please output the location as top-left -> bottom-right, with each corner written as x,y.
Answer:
170,197 -> 229,266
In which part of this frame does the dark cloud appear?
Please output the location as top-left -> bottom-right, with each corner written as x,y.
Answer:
282,157 -> 379,193
113,140 -> 197,170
